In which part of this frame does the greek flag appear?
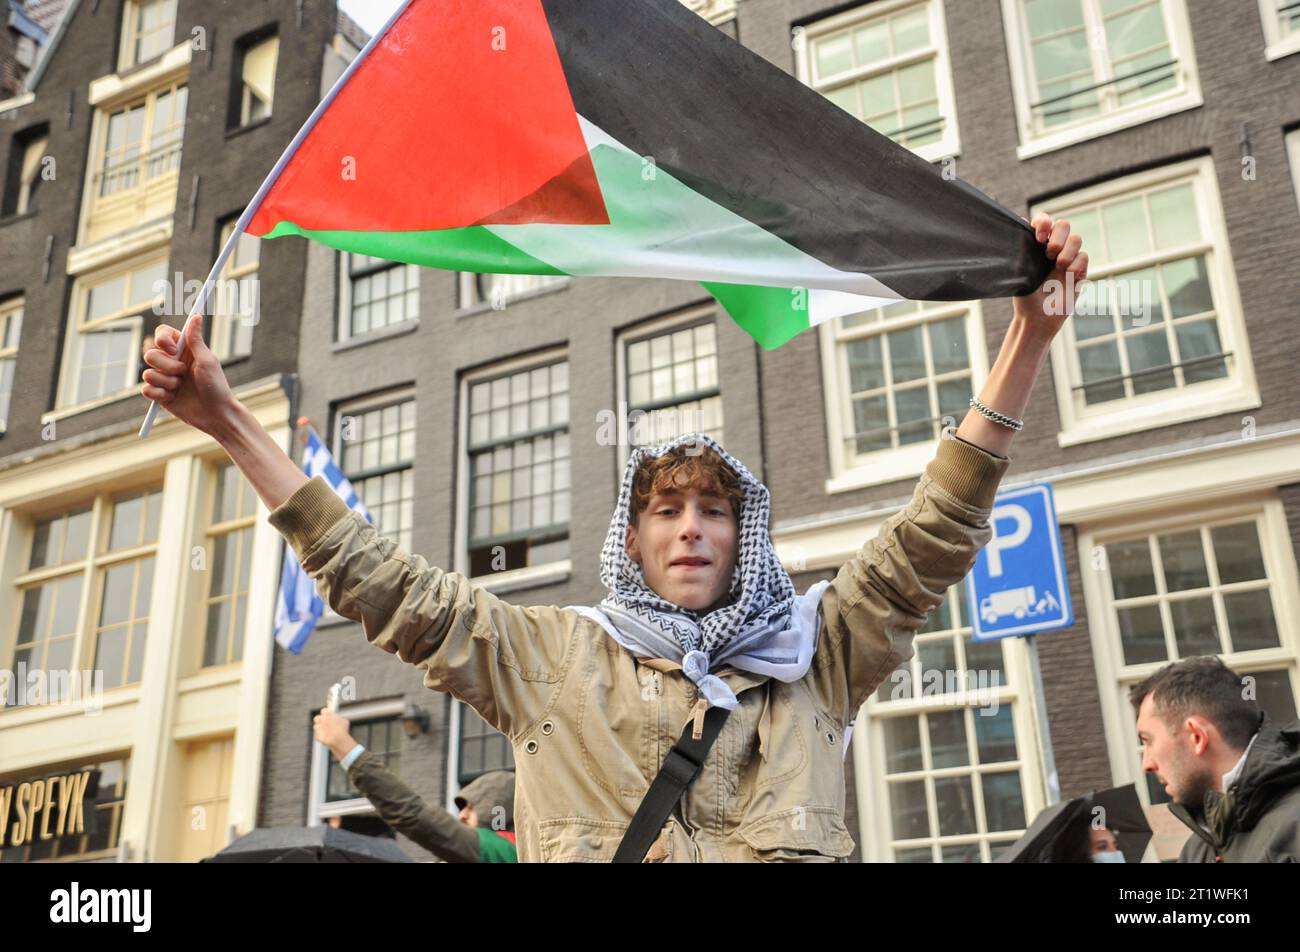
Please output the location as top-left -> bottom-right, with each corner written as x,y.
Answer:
274,427 -> 371,654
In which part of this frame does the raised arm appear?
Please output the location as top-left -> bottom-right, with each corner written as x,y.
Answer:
811,215 -> 1087,718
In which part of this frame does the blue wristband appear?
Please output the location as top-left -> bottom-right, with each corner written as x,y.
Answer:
340,744 -> 366,769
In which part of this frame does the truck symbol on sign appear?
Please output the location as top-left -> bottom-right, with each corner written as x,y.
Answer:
980,586 -> 1061,625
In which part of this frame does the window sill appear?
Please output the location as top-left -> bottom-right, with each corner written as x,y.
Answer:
225,116 -> 273,141
0,209 -> 38,228
91,41 -> 192,107
1265,35 -> 1300,61
824,439 -> 935,494
0,682 -> 140,725
1056,383 -> 1261,448
332,317 -> 420,353
178,665 -> 244,693
1015,92 -> 1203,161
471,559 -> 572,595
456,278 -> 570,318
43,384 -> 142,424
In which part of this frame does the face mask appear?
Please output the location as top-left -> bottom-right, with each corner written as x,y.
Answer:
1092,850 -> 1126,864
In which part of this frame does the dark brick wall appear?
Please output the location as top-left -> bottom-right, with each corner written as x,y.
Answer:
0,0 -> 331,458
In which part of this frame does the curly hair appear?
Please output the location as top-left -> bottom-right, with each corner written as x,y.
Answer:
628,443 -> 744,528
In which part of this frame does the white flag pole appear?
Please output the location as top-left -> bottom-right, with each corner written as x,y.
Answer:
138,0 -> 417,439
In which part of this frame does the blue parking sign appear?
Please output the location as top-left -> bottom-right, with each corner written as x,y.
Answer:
965,481 -> 1073,641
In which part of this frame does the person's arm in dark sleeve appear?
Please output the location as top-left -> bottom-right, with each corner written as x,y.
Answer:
346,750 -> 481,863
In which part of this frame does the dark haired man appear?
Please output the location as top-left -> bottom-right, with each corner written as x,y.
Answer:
1131,655 -> 1300,862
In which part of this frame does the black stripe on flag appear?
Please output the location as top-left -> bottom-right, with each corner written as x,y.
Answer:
540,0 -> 1051,300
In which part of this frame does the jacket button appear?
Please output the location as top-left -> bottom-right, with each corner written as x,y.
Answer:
541,720 -> 554,735
525,739 -> 539,754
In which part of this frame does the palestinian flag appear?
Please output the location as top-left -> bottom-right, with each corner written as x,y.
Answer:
246,0 -> 1050,350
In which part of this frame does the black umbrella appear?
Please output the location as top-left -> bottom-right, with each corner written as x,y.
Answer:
201,825 -> 414,863
995,783 -> 1153,863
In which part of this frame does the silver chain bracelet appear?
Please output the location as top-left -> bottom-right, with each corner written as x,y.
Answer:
968,396 -> 1024,432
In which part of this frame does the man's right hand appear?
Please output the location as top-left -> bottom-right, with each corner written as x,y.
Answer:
140,313 -> 237,438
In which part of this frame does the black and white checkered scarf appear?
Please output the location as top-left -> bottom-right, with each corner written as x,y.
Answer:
573,432 -> 828,709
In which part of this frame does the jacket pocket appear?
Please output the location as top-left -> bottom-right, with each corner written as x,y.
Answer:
537,817 -> 629,863
737,806 -> 856,862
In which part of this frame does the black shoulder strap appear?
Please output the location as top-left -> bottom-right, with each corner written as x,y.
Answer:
612,704 -> 731,863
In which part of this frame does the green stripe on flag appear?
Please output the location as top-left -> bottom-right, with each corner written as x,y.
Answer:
701,282 -> 811,351
261,220 -> 566,276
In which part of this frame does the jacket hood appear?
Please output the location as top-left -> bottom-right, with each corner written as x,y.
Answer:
454,770 -> 515,831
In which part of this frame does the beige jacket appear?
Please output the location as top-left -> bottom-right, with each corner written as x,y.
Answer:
268,435 -> 1009,862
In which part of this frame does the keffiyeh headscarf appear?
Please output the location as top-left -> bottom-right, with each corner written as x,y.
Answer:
570,432 -> 830,710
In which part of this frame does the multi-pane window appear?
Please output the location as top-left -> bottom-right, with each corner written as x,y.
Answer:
457,704 -> 514,786
466,361 -> 570,577
624,320 -> 724,447
201,462 -> 257,668
799,0 -> 960,159
1004,0 -> 1199,152
0,298 -> 21,431
10,488 -> 162,702
238,35 -> 279,126
834,300 -> 974,464
12,507 -> 93,706
336,396 -> 416,552
176,738 -> 234,862
1100,511 -> 1298,805
94,488 -> 161,689
120,0 -> 177,70
326,717 -> 402,802
96,84 -> 187,199
0,759 -> 129,863
461,272 -> 566,309
1259,0 -> 1300,59
342,254 -> 419,339
1058,173 -> 1226,404
60,254 -> 166,407
1037,159 -> 1253,442
213,220 -> 259,361
868,585 -> 1029,862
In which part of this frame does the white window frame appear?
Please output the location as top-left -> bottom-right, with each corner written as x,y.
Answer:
57,249 -> 168,412
1035,157 -> 1259,448
1259,0 -> 1300,60
194,458 -> 258,671
819,300 -> 990,493
794,0 -> 961,163
312,387 -> 418,628
853,582 -> 1049,862
1001,0 -> 1203,159
614,303 -> 725,449
80,76 -> 189,247
337,252 -> 420,343
456,272 -> 568,311
117,0 -> 178,73
0,297 -> 22,434
212,220 -> 259,362
1080,496 -> 1300,840
455,346 -> 572,593
307,697 -> 405,826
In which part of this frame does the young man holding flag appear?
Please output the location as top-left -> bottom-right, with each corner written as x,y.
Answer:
141,215 -> 1087,861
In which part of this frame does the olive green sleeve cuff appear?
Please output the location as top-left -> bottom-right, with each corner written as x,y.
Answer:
924,436 -> 1011,510
267,475 -> 357,555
